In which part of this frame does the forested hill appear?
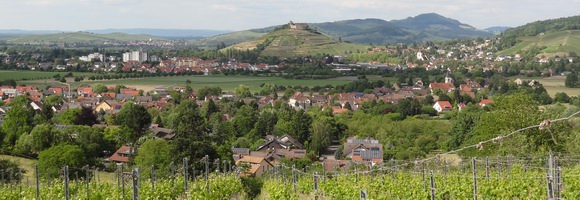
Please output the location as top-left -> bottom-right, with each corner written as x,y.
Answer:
310,13 -> 492,44
499,15 -> 580,49
195,13 -> 493,47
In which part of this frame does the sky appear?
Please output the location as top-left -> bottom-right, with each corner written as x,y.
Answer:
0,0 -> 578,31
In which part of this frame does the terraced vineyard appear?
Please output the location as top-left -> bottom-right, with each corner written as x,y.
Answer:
499,30 -> 580,57
227,28 -> 370,57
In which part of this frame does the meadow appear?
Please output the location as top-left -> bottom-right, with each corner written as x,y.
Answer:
535,75 -> 580,97
15,73 -> 371,92
0,70 -> 100,81
4,70 -> 577,96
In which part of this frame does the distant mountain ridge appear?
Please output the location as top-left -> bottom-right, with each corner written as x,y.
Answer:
388,13 -> 492,41
85,28 -> 233,39
7,32 -> 162,44
484,26 -> 511,34
197,13 -> 493,46
0,28 -> 233,40
0,29 -> 61,35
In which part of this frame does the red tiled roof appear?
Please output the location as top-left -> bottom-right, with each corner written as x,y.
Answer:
78,87 -> 93,94
429,83 -> 455,92
49,87 -> 64,94
108,145 -> 132,163
479,99 -> 494,106
16,86 -> 37,93
435,101 -> 453,110
333,108 -> 348,115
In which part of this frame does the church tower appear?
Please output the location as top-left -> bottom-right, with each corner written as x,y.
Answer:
444,72 -> 454,84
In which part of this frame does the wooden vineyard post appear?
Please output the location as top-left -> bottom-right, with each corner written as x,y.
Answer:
422,162 -> 426,190
485,157 -> 489,181
132,168 -> 139,200
429,170 -> 436,200
64,166 -> 69,200
35,165 -> 40,200
472,158 -> 478,200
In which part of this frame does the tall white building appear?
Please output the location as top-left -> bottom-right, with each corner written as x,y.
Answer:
122,50 -> 148,62
80,53 -> 104,62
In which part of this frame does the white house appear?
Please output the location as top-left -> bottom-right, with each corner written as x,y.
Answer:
433,101 -> 453,113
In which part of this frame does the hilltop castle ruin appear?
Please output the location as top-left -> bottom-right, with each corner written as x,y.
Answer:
289,21 -> 308,30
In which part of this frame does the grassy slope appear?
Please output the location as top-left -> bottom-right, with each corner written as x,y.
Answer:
7,32 -> 160,44
228,29 -> 370,57
190,31 -> 266,47
0,155 -> 116,185
0,155 -> 36,184
498,30 -> 580,57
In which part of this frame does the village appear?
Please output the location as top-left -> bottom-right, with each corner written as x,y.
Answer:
0,70 -> 510,177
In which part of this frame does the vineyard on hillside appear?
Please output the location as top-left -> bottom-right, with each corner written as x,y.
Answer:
2,156 -> 580,199
260,156 -> 580,199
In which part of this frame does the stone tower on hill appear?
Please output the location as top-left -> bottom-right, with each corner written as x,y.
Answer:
289,21 -> 308,30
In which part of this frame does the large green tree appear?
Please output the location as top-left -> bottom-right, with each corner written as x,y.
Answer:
309,116 -> 336,156
463,93 -> 569,157
30,124 -> 58,152
135,139 -> 172,178
73,106 -> 98,126
200,99 -> 219,120
232,105 -> 258,137
115,102 -> 152,145
64,126 -> 114,164
52,108 -> 81,125
565,71 -> 578,88
38,144 -> 88,179
2,96 -> 33,147
252,109 -> 278,137
171,100 -> 217,167
235,84 -> 252,98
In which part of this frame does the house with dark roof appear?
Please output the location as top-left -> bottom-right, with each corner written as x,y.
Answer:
150,126 -> 175,140
257,134 -> 304,151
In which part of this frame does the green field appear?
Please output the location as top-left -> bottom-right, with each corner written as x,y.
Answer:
535,76 -> 580,97
190,30 -> 266,48
498,30 -> 580,57
2,70 -> 397,92
0,70 -> 100,81
7,32 -> 161,44
9,70 -> 575,97
18,75 -> 368,92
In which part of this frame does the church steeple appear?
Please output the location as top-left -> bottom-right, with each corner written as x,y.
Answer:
444,71 -> 453,84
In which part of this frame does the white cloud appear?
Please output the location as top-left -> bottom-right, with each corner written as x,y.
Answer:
211,4 -> 239,12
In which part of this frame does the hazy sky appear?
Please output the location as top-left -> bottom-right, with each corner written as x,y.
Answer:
1,0 -> 578,31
